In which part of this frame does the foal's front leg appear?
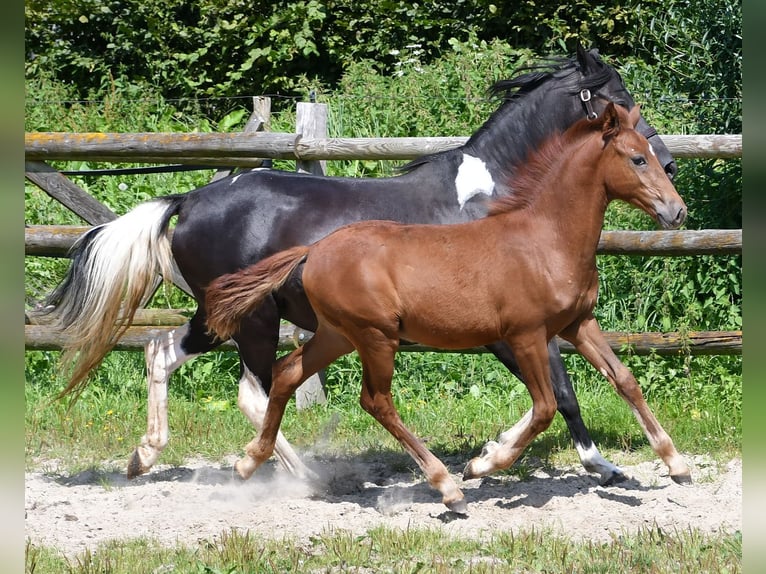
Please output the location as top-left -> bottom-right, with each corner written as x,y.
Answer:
486,340 -> 626,485
559,313 -> 691,484
464,331 -> 558,480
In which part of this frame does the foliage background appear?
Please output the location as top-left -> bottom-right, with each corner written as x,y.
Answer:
24,0 -> 741,459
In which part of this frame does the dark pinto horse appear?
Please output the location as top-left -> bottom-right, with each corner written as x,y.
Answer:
204,103 -> 690,513
43,46 -> 677,484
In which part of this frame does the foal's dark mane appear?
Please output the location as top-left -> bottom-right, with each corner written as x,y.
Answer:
399,53 -> 618,175
486,117 -> 601,216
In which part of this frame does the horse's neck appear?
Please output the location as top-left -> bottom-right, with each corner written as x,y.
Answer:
465,90 -> 576,188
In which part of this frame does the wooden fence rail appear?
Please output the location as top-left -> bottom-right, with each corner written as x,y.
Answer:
24,225 -> 743,258
23,320 -> 742,356
25,132 -> 743,164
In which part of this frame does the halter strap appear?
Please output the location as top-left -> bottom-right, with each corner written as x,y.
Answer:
579,90 -> 659,141
579,89 -> 598,120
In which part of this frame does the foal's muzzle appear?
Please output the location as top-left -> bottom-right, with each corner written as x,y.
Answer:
657,203 -> 687,229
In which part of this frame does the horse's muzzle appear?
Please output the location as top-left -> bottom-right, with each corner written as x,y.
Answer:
664,161 -> 678,181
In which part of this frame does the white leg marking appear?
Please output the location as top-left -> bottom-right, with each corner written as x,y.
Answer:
134,324 -> 197,474
454,153 -> 495,209
574,442 -> 626,485
496,408 -> 534,447
238,368 -> 318,480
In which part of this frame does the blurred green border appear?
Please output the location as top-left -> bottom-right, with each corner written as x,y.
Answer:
5,1 -> 24,571
742,1 -> 764,571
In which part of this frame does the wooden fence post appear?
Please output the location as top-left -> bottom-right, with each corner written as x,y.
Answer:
293,100 -> 329,409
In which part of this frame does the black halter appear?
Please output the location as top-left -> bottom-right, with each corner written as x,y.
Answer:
579,88 -> 659,140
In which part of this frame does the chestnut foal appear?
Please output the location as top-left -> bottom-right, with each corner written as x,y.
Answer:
205,103 -> 689,514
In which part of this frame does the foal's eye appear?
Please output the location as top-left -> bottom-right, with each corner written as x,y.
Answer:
631,156 -> 647,167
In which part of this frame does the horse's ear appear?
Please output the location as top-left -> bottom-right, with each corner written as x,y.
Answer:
629,104 -> 641,128
576,42 -> 598,74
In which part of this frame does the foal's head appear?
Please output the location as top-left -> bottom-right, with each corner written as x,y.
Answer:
598,103 -> 687,229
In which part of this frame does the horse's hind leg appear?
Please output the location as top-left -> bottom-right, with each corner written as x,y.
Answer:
237,363 -> 318,479
128,322 -> 202,478
234,302 -> 318,479
486,341 -> 625,485
354,334 -> 467,514
560,313 -> 691,484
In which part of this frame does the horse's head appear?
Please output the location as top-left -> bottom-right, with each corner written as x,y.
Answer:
598,102 -> 687,229
575,44 -> 678,181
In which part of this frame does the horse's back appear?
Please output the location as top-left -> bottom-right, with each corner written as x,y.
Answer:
301,220 -> 514,347
170,165 -> 467,290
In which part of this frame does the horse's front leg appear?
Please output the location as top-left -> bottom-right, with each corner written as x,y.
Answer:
128,324 -> 199,478
559,312 -> 691,484
464,331 -> 557,480
486,340 -> 626,485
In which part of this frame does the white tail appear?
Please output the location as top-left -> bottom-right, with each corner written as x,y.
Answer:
43,198 -> 181,398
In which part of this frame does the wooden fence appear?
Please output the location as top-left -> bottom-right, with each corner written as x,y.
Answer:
25,99 -> 742,361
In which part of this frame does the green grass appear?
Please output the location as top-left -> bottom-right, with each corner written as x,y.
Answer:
25,525 -> 741,574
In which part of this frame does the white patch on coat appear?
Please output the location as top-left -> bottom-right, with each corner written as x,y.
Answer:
454,154 -> 495,209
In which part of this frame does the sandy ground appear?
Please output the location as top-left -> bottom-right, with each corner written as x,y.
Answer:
25,450 -> 741,558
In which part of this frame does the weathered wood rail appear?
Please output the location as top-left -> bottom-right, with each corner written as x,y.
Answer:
23,318 -> 742,356
25,132 -> 742,164
24,225 -> 743,258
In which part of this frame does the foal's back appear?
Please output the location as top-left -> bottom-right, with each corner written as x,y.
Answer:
301,214 -> 566,350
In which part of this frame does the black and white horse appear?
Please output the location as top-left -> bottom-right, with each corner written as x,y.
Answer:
44,45 -> 677,484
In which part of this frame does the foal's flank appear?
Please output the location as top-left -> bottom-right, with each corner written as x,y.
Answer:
206,102 -> 688,514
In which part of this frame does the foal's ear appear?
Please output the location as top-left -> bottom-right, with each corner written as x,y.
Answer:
629,104 -> 642,128
601,102 -> 621,140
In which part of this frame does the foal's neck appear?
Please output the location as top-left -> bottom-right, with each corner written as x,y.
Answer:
522,138 -> 608,254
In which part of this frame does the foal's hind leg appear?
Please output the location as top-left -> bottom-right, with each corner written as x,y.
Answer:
128,323 -> 201,478
486,341 -> 626,485
560,313 -> 691,484
234,326 -> 353,480
354,333 -> 467,514
234,304 -> 318,479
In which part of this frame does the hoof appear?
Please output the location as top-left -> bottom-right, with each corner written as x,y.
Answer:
234,457 -> 258,480
463,458 -> 485,481
671,472 -> 693,485
446,497 -> 468,515
127,451 -> 148,480
599,469 -> 629,487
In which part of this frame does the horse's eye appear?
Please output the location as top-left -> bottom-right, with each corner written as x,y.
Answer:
631,156 -> 647,167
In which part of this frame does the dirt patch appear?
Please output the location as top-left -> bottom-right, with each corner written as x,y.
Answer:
25,452 -> 741,557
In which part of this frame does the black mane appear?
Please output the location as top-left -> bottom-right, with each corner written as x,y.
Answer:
398,51 -> 619,175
